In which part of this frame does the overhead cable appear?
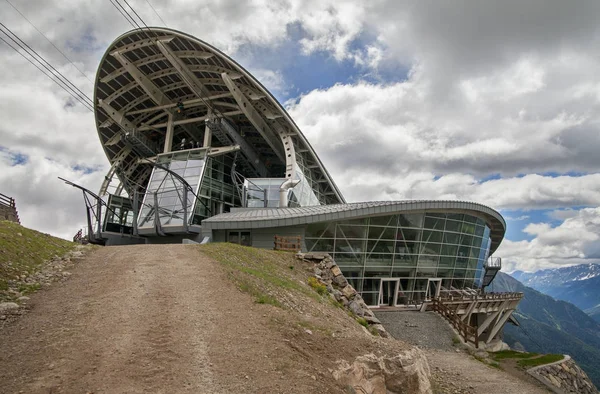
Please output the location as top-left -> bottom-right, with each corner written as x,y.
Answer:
0,24 -> 94,111
3,0 -> 93,85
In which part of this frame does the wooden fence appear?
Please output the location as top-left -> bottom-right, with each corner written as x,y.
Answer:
273,235 -> 302,252
431,298 -> 479,348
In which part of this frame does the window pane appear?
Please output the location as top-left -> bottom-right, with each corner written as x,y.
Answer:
441,244 -> 457,256
397,228 -> 421,242
424,216 -> 444,231
368,226 -> 397,240
445,220 -> 461,233
422,230 -> 442,243
398,213 -> 424,228
337,225 -> 367,239
420,242 -> 441,255
369,215 -> 397,226
305,238 -> 334,253
367,240 -> 396,253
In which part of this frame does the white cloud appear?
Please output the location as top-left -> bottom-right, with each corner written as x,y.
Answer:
497,208 -> 600,272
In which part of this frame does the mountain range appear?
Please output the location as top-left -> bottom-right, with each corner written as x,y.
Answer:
511,263 -> 600,322
492,272 -> 600,389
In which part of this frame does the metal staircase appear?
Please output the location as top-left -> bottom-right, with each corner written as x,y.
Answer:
122,129 -> 158,157
482,257 -> 502,288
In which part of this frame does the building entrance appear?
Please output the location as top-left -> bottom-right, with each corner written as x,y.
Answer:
379,279 -> 399,307
426,278 -> 442,301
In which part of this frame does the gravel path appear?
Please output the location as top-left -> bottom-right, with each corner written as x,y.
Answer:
375,310 -> 456,351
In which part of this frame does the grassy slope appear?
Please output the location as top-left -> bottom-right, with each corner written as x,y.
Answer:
0,220 -> 75,294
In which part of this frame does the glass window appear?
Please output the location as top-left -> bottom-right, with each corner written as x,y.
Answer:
393,254 -> 419,266
398,213 -> 424,228
365,254 -> 393,266
464,215 -> 478,224
461,222 -> 476,235
367,240 -> 395,253
443,232 -> 460,245
424,216 -> 445,231
334,253 -> 364,266
447,213 -> 464,221
439,256 -> 455,268
474,225 -> 485,237
369,215 -> 397,226
336,225 -> 367,239
441,244 -> 457,256
396,241 -> 419,254
335,239 -> 365,253
363,279 -> 381,292
368,226 -> 397,240
444,220 -> 461,233
420,242 -> 441,255
306,222 -> 335,238
305,238 -> 335,253
459,235 -> 473,247
421,230 -> 443,243
396,227 -> 421,242
418,255 -> 439,267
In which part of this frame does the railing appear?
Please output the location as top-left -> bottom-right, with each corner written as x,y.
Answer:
0,193 -> 20,224
0,193 -> 14,207
439,292 -> 523,302
431,298 -> 479,348
274,235 -> 302,252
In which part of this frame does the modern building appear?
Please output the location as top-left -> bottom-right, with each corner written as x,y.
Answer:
80,27 -> 507,308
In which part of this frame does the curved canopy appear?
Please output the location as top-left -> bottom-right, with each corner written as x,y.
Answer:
94,27 -> 344,204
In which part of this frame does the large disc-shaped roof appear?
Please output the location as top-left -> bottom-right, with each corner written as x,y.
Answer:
93,27 -> 344,204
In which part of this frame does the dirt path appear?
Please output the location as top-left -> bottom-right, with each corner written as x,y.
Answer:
0,245 -> 225,393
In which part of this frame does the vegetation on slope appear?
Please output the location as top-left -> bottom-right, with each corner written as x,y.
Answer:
0,221 -> 75,298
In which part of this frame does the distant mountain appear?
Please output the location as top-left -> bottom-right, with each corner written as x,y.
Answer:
492,272 -> 600,389
511,263 -> 600,320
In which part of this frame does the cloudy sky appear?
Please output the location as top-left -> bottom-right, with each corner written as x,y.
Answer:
2,0 -> 600,272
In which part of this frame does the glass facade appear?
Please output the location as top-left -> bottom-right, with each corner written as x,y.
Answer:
305,212 -> 492,306
138,149 -> 206,229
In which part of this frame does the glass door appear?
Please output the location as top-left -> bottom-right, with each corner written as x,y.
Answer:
426,278 -> 442,301
379,279 -> 399,307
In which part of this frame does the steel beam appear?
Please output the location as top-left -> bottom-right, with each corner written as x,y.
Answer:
221,73 -> 285,163
111,51 -> 170,107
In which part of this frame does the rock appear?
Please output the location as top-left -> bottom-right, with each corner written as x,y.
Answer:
364,315 -> 381,325
0,302 -> 19,313
348,300 -> 364,317
332,275 -> 348,288
331,266 -> 342,277
342,285 -> 357,300
17,296 -> 30,302
333,348 -> 432,394
0,315 -> 6,320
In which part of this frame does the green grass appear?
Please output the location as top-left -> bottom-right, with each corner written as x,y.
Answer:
517,354 -> 564,368
307,277 -> 328,296
356,317 -> 368,328
200,243 -> 321,307
492,350 -> 539,360
0,221 -> 75,296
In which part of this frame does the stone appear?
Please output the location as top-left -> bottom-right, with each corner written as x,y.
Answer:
332,275 -> 348,288
333,348 -> 431,394
342,285 -> 357,299
331,266 -> 342,277
364,315 -> 381,325
17,296 -> 30,302
0,302 -> 19,313
314,268 -> 322,276
348,300 -> 364,317
548,374 -> 561,387
333,290 -> 343,302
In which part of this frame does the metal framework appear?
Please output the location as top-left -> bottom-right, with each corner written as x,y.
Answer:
94,27 -> 344,206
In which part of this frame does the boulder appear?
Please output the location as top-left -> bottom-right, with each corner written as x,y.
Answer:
348,300 -> 364,317
333,348 -> 432,394
332,275 -> 348,288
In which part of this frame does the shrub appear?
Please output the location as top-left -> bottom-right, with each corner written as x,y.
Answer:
307,277 -> 328,296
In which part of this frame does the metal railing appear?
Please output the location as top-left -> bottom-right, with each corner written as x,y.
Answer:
431,298 -> 479,348
0,193 -> 15,208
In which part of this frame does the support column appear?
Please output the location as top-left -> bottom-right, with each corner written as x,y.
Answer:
203,116 -> 212,148
164,113 -> 174,153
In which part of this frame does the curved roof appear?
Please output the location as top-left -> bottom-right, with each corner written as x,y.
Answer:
93,28 -> 344,203
202,200 -> 506,254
